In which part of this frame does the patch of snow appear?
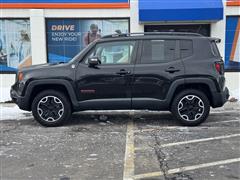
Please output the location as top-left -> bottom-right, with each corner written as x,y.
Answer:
89,154 -> 98,157
86,158 -> 98,161
229,88 -> 240,102
0,87 -> 11,102
0,104 -> 32,121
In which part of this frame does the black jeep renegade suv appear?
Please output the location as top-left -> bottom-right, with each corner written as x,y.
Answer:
11,32 -> 229,127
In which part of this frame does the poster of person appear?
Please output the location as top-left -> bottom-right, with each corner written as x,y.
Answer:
0,19 -> 32,72
225,16 -> 240,71
83,24 -> 102,47
47,19 -> 129,63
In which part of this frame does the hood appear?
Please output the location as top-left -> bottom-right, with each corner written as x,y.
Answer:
17,61 -> 75,81
20,62 -> 68,72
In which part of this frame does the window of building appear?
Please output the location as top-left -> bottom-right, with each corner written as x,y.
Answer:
0,19 -> 31,72
144,24 -> 210,36
141,40 -> 177,64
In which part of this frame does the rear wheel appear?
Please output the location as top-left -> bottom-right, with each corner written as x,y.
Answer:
32,90 -> 71,127
171,89 -> 210,126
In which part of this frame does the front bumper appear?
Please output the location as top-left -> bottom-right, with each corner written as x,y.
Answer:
212,87 -> 230,108
10,87 -> 30,111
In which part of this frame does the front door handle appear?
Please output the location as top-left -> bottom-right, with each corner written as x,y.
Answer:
165,67 -> 180,73
116,69 -> 131,75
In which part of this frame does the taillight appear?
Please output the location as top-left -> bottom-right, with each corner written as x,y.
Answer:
215,62 -> 224,74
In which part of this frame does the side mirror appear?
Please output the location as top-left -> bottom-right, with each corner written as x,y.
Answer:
88,57 -> 101,67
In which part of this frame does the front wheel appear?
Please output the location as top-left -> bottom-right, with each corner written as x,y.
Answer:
171,89 -> 210,126
32,90 -> 72,127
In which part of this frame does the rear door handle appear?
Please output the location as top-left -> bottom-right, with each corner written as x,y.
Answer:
165,67 -> 180,73
116,69 -> 131,75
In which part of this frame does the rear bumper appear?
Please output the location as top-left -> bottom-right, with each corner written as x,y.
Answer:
10,87 -> 30,111
211,87 -> 230,108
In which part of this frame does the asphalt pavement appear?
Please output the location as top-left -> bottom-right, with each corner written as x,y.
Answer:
0,102 -> 240,180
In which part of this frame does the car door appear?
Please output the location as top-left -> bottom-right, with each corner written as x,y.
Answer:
76,40 -> 137,110
132,39 -> 185,110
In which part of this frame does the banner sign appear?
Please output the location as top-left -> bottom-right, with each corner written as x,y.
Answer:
0,19 -> 32,72
47,18 -> 129,63
1,0 -> 129,8
225,16 -> 240,71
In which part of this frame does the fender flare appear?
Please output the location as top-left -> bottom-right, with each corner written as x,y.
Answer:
165,77 -> 218,105
24,79 -> 79,109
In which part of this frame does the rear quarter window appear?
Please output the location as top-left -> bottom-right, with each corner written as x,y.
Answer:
211,41 -> 221,57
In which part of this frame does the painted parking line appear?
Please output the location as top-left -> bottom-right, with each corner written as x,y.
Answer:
133,157 -> 240,179
123,119 -> 135,180
210,109 -> 238,115
211,110 -> 240,114
134,119 -> 240,133
123,116 -> 240,180
135,133 -> 240,151
134,126 -> 189,133
206,119 -> 240,124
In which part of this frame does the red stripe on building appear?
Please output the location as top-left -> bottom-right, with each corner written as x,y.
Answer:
227,0 -> 240,6
0,2 -> 130,9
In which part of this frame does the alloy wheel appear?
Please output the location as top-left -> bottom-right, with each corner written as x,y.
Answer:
177,95 -> 205,121
37,96 -> 64,122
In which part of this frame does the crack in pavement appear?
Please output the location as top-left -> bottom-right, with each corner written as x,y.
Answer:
150,131 -> 193,180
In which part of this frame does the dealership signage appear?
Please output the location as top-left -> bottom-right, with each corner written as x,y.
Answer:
1,0 -> 129,8
47,19 -> 129,63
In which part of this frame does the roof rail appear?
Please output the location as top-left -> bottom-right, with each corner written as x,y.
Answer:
102,32 -> 203,39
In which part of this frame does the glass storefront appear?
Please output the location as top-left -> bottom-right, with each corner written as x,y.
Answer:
0,19 -> 31,72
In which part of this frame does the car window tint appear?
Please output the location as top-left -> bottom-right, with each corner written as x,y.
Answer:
180,40 -> 193,58
141,40 -> 176,64
84,41 -> 136,65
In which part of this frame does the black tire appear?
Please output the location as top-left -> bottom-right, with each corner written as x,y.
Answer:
171,89 -> 210,126
31,90 -> 72,127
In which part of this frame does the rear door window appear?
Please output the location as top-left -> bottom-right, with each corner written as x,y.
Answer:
140,40 -> 177,64
180,40 -> 193,58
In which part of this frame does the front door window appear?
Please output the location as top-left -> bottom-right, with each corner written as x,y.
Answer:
84,41 -> 136,65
